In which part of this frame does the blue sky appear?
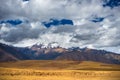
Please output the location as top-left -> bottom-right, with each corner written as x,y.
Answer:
0,0 -> 120,53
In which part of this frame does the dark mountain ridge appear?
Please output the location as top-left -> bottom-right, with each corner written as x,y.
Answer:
0,43 -> 30,61
0,43 -> 120,64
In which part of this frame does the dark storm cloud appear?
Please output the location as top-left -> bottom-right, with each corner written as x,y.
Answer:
73,34 -> 97,41
52,25 -> 75,33
0,23 -> 46,42
1,28 -> 39,42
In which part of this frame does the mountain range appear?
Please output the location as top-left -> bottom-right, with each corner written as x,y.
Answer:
0,43 -> 120,64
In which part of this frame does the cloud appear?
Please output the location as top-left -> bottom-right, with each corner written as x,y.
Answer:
0,0 -> 107,20
0,21 -> 46,43
0,0 -> 120,53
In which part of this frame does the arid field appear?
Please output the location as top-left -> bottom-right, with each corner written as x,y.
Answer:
0,60 -> 120,80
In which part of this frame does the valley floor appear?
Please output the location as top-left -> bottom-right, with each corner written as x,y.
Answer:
0,60 -> 120,80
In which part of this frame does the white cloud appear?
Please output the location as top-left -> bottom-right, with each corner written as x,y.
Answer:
0,0 -> 120,53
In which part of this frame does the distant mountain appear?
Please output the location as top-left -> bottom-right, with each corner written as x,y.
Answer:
17,43 -> 65,60
0,48 -> 19,62
0,43 -> 30,61
56,47 -> 120,64
0,43 -> 120,64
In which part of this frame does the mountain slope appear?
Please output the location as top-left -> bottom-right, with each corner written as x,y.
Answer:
0,43 -> 120,64
0,48 -> 19,62
0,43 -> 30,61
56,48 -> 120,64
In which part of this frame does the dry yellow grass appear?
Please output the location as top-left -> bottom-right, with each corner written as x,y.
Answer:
0,60 -> 120,80
0,67 -> 120,80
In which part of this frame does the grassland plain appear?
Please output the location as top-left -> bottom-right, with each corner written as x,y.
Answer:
0,60 -> 120,80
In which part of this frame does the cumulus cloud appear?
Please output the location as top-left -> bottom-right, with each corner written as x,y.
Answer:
0,0 -> 120,53
0,0 -> 109,20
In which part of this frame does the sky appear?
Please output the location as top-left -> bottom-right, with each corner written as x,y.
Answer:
0,0 -> 120,53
